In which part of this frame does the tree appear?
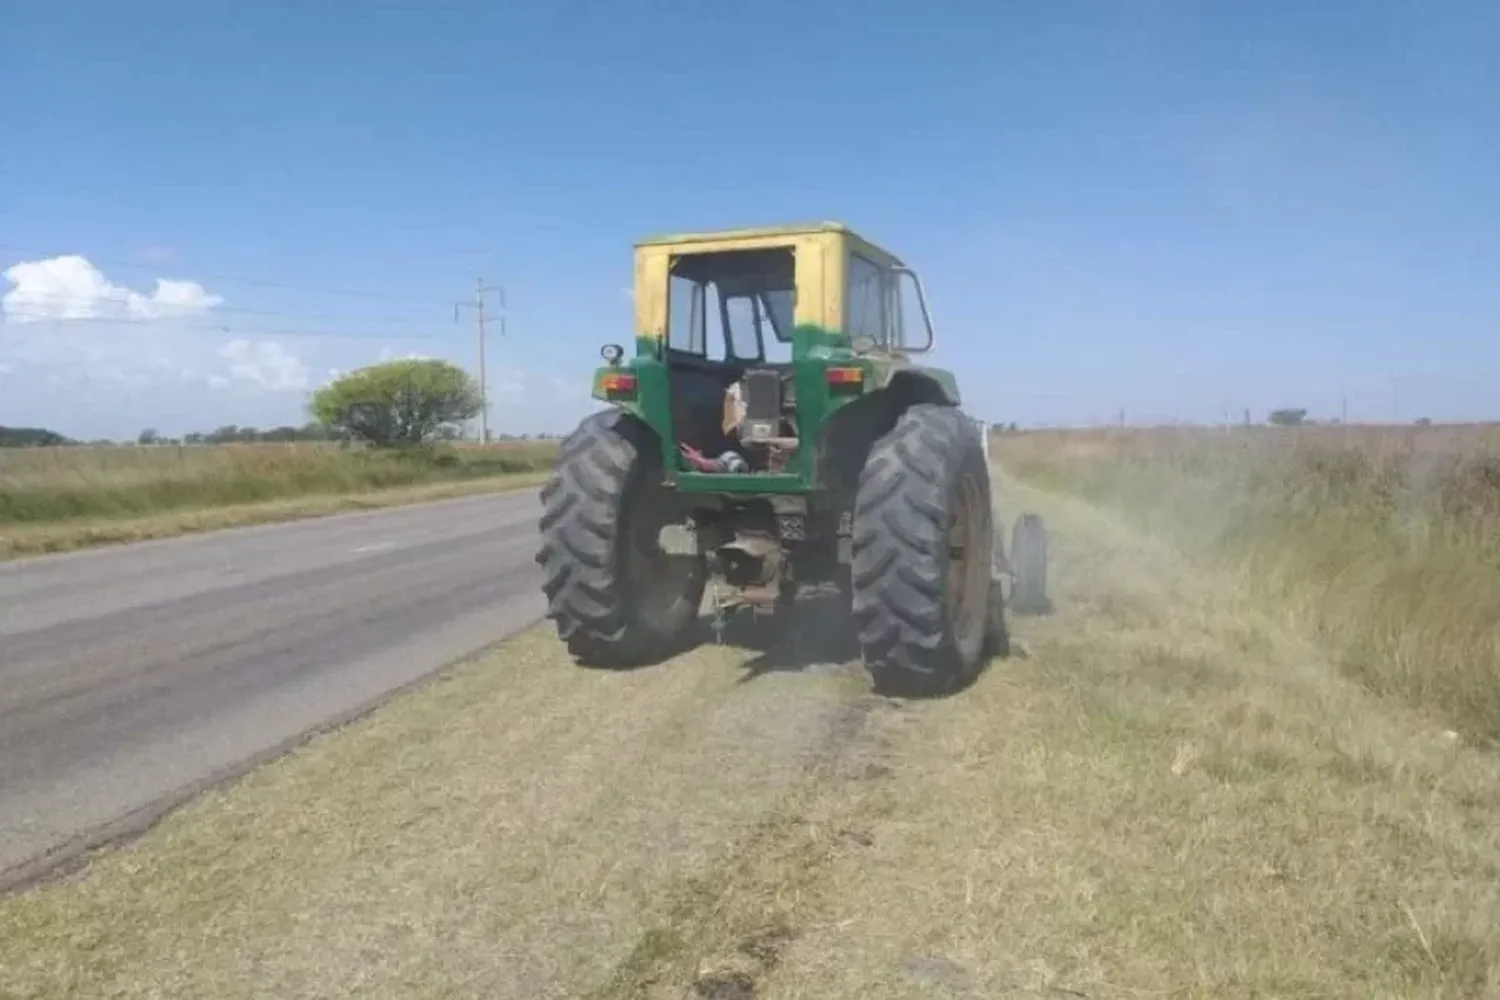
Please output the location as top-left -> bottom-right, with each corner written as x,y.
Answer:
0,425 -> 70,447
137,428 -> 161,445
309,358 -> 483,447
1267,408 -> 1308,427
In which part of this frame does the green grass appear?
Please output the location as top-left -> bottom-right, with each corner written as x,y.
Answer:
0,440 -> 559,523
0,440 -> 560,558
996,423 -> 1500,745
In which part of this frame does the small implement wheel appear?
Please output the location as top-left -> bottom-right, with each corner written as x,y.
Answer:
1008,512 -> 1051,616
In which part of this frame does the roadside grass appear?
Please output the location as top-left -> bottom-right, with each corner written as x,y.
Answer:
755,480 -> 1500,998
0,628 -> 881,1000
0,440 -> 558,559
4,473 -> 1498,998
996,423 -> 1500,747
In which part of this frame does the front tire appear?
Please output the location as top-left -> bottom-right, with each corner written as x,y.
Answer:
851,404 -> 994,696
535,411 -> 705,667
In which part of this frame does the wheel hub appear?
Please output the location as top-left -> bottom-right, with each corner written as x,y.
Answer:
945,472 -> 987,650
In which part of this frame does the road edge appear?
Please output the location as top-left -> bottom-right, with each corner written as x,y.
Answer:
0,472 -> 549,566
0,618 -> 547,897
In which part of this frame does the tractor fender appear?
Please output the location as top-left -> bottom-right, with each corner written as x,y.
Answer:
873,368 -> 961,407
814,369 -> 961,495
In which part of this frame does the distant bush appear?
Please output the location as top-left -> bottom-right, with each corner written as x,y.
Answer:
309,359 -> 483,446
0,425 -> 72,448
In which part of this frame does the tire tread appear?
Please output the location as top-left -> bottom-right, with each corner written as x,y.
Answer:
851,404 -> 992,695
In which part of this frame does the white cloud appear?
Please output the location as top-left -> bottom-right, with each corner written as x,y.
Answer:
0,253 -> 597,439
1,255 -> 222,323
0,254 -> 321,437
491,368 -> 587,404
0,255 -> 305,394
217,338 -> 310,392
376,347 -> 435,362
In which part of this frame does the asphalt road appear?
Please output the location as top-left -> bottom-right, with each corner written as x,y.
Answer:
0,490 -> 547,887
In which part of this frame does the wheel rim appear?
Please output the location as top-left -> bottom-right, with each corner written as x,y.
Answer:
945,472 -> 988,652
624,490 -> 700,631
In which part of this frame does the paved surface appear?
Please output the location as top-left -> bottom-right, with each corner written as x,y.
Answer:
0,490 -> 546,886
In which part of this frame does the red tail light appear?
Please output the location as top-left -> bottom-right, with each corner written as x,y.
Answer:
600,372 -> 637,397
825,366 -> 863,390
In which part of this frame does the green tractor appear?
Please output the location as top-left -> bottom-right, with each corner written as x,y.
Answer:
535,221 -> 1048,696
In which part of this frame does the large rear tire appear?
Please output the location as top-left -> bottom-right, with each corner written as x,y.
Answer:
535,410 -> 706,667
851,404 -> 994,697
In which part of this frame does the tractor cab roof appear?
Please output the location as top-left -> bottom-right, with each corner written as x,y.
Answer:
633,221 -> 905,267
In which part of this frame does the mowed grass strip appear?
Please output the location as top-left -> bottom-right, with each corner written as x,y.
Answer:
3,473 -> 1498,997
0,625 -> 879,1000
0,440 -> 557,558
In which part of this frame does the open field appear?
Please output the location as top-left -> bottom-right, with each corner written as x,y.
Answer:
0,440 -> 560,559
4,465 -> 1497,998
995,422 -> 1500,746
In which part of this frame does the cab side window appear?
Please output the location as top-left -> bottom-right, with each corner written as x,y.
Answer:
847,253 -> 887,344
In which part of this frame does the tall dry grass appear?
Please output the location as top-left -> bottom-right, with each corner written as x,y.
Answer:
0,440 -> 560,525
996,423 -> 1500,744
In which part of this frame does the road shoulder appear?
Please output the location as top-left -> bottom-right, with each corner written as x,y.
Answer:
0,472 -> 547,561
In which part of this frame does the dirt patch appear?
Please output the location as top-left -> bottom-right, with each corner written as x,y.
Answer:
688,926 -> 800,1000
692,970 -> 757,999
583,678 -> 902,1000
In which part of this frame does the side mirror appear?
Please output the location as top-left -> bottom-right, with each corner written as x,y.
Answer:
891,267 -> 936,353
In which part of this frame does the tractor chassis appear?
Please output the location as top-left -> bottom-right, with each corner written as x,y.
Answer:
656,478 -> 1048,645
657,492 -> 849,635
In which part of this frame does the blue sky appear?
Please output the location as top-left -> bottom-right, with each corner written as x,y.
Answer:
2,0 -> 1496,439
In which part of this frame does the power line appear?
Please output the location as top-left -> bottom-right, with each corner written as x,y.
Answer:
2,289 -> 454,328
2,293 -> 594,376
0,241 -> 450,306
454,279 -> 506,443
0,244 -> 618,374
0,309 -> 453,341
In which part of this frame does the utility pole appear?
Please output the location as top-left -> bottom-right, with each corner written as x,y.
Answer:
455,279 -> 506,443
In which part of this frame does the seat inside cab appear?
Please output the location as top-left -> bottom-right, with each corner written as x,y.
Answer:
665,248 -> 797,464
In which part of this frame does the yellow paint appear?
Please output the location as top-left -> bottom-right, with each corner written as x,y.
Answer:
631,221 -> 905,343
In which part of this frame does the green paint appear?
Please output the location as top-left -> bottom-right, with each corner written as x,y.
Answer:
591,325 -> 958,496
790,322 -> 845,356
589,337 -> 673,458
674,471 -> 805,493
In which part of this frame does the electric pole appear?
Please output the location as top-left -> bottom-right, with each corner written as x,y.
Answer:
455,279 -> 506,443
